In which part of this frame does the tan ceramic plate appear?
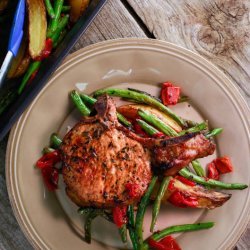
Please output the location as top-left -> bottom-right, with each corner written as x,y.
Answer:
6,39 -> 250,250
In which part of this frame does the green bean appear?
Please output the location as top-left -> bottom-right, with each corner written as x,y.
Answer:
49,15 -> 69,41
50,0 -> 64,32
137,119 -> 160,136
127,88 -> 162,103
45,0 -> 55,18
42,147 -> 55,154
119,224 -> 127,243
135,176 -> 158,248
62,5 -> 71,12
52,29 -> 67,48
70,90 -> 91,116
18,61 -> 41,94
150,177 -> 170,233
179,122 -> 207,135
191,160 -> 205,177
93,88 -> 187,127
84,211 -> 98,243
78,207 -> 113,222
205,128 -> 223,138
127,205 -> 138,250
142,222 -> 214,249
138,109 -> 178,137
50,133 -> 62,148
79,93 -> 131,127
179,168 -> 247,190
117,113 -> 132,127
80,93 -> 96,107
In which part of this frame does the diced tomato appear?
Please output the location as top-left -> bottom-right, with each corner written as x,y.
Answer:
168,179 -> 176,191
41,167 -> 59,191
153,132 -> 165,138
162,82 -> 173,88
36,38 -> 53,61
207,162 -> 220,180
148,238 -> 166,250
168,191 -> 198,208
125,183 -> 140,198
36,150 -> 61,169
161,82 -> 181,106
160,236 -> 181,250
112,206 -> 127,228
148,236 -> 181,250
213,156 -> 233,174
176,176 -> 196,186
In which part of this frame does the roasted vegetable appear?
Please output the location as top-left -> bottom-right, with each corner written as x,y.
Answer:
150,177 -> 170,232
179,168 -> 247,190
68,0 -> 90,22
127,205 -> 138,250
70,90 -> 91,116
151,177 -> 231,209
94,88 -> 187,127
143,222 -> 214,249
7,37 -> 30,79
117,104 -> 182,133
27,0 -> 47,59
135,176 -> 158,248
0,0 -> 8,11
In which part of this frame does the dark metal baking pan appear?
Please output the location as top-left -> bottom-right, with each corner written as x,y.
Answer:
0,0 -> 107,140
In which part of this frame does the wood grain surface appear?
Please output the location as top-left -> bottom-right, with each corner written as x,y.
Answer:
0,0 -> 249,249
126,0 -> 250,107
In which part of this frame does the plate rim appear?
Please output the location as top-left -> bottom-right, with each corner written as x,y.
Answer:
6,38 -> 250,250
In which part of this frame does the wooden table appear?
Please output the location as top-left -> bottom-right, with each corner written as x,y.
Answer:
0,0 -> 249,249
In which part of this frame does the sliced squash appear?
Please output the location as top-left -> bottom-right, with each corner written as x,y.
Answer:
117,104 -> 182,133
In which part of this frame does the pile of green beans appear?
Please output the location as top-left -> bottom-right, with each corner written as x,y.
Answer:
93,88 -> 187,127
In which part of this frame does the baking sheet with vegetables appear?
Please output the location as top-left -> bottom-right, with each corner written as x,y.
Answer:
0,0 -> 107,140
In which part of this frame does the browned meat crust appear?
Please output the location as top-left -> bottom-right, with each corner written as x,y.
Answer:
61,95 -> 216,208
152,133 -> 215,176
61,120 -> 152,208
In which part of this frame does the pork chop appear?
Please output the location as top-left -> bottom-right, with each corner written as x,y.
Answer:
61,95 -> 215,208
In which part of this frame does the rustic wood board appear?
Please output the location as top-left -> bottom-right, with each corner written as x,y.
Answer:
127,0 -> 250,106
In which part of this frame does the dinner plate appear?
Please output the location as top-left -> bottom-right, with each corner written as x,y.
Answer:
6,38 -> 250,250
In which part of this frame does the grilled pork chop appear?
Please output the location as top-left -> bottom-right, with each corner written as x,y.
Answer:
61,95 -> 215,208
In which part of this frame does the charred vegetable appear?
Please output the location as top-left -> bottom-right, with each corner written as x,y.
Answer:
68,0 -> 90,22
94,88 -> 187,127
179,168 -> 248,190
27,0 -> 47,59
117,104 -> 182,133
7,37 -> 30,79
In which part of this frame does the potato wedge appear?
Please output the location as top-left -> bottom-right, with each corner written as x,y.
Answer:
27,0 -> 47,59
151,178 -> 231,209
117,104 -> 182,133
68,0 -> 90,22
8,37 -> 30,79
